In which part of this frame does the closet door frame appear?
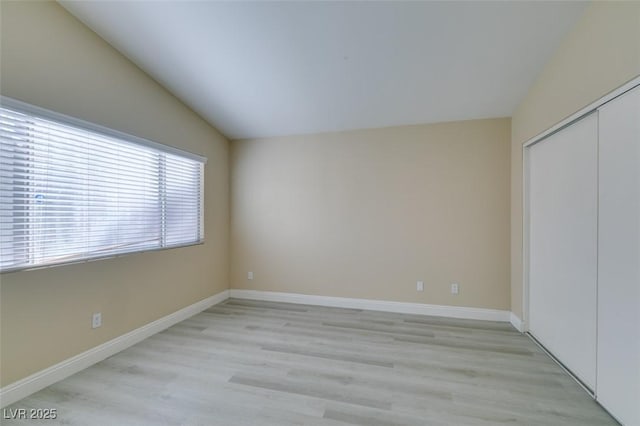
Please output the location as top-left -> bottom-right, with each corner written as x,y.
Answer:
521,76 -> 640,389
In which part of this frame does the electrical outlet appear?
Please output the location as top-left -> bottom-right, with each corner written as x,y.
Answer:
451,283 -> 459,295
92,312 -> 102,329
416,281 -> 424,292
247,271 -> 253,280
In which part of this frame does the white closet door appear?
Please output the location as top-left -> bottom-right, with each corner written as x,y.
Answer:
528,112 -> 598,390
597,85 -> 640,426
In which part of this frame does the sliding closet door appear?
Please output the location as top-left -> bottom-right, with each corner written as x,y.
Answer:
597,86 -> 640,426
528,112 -> 598,390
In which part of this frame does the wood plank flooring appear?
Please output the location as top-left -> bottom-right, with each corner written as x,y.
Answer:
3,299 -> 619,425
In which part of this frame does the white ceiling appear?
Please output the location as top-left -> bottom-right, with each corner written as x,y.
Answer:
60,1 -> 587,140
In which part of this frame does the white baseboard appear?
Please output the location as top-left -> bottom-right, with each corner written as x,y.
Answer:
229,289 -> 511,323
0,289 -> 229,408
510,312 -> 524,332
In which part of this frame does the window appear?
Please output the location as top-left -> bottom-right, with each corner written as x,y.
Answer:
0,98 -> 205,272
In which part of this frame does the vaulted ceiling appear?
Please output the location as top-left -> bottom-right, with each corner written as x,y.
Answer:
60,1 -> 587,140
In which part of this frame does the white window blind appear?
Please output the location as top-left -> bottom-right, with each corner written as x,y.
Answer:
0,99 -> 205,272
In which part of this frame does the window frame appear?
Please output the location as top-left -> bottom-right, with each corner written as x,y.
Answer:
0,96 -> 207,274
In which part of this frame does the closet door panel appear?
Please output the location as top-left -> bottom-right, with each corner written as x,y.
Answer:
597,85 -> 640,426
528,112 -> 598,390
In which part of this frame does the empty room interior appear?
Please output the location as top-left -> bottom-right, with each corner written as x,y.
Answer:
0,1 -> 639,425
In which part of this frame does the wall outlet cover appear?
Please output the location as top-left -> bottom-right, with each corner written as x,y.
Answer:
92,312 -> 102,329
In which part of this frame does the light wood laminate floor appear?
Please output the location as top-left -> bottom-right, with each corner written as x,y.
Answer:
4,299 -> 618,425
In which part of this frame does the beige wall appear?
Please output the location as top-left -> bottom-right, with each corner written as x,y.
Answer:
231,118 -> 511,310
0,2 -> 229,386
510,2 -> 640,318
